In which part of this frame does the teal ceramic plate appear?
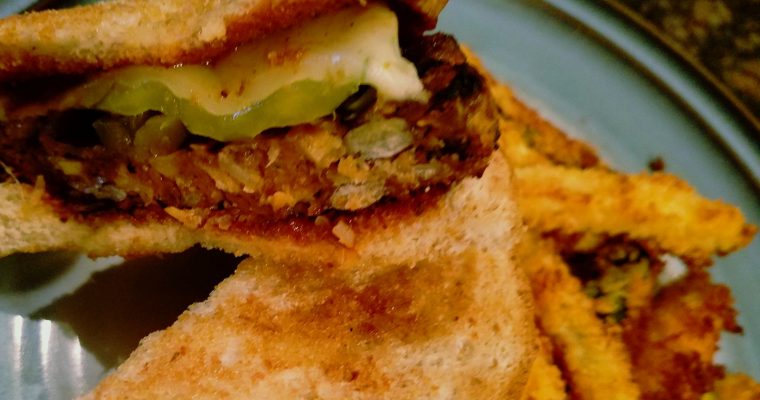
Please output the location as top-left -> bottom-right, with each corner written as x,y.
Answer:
1,0 -> 758,398
0,0 -> 36,15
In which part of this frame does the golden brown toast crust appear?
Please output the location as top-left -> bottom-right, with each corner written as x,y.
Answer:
0,0 -> 446,79
82,248 -> 535,399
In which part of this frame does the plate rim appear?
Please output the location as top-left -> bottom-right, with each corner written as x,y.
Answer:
544,0 -> 760,195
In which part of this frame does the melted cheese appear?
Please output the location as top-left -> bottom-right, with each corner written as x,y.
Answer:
65,5 -> 425,141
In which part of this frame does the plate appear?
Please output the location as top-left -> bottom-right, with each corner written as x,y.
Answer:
0,0 -> 758,398
0,0 -> 35,15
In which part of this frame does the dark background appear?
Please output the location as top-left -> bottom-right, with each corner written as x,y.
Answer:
619,0 -> 760,124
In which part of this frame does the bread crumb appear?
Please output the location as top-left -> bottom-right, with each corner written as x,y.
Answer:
165,207 -> 204,228
332,220 -> 355,247
315,216 -> 330,226
198,18 -> 227,42
337,156 -> 370,183
269,191 -> 296,210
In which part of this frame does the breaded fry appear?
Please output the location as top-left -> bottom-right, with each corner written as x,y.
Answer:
552,235 -> 662,334
626,271 -> 741,400
515,165 -> 756,261
516,233 -> 640,400
713,373 -> 760,400
496,105 -> 601,170
521,334 -> 568,400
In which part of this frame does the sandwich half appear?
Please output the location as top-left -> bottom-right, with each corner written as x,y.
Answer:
0,2 -> 538,397
0,0 -> 499,261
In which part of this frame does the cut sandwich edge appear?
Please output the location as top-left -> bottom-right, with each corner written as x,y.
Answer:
0,151 -> 519,270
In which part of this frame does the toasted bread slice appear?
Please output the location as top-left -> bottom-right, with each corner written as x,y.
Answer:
0,0 -> 446,79
83,250 -> 534,399
81,154 -> 534,399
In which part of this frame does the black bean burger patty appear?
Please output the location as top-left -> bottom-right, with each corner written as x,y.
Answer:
0,34 -> 497,222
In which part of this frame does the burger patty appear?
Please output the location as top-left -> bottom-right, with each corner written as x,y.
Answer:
0,34 -> 497,221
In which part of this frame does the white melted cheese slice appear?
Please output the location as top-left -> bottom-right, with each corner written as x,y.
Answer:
62,4 -> 425,142
201,3 -> 427,114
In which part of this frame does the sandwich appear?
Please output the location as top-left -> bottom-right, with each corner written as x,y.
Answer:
0,0 -> 538,397
0,0 -> 499,263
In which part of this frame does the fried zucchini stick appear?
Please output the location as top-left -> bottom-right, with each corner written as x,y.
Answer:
713,374 -> 760,400
627,271 -> 741,400
515,165 -> 755,261
521,335 -> 568,400
516,234 -> 640,400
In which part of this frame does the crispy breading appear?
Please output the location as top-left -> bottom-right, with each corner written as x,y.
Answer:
626,271 -> 741,400
521,334 -> 568,400
495,101 -> 601,170
714,374 -> 760,400
515,164 -> 756,261
0,0 -> 447,79
516,233 -> 640,400
552,235 -> 662,332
